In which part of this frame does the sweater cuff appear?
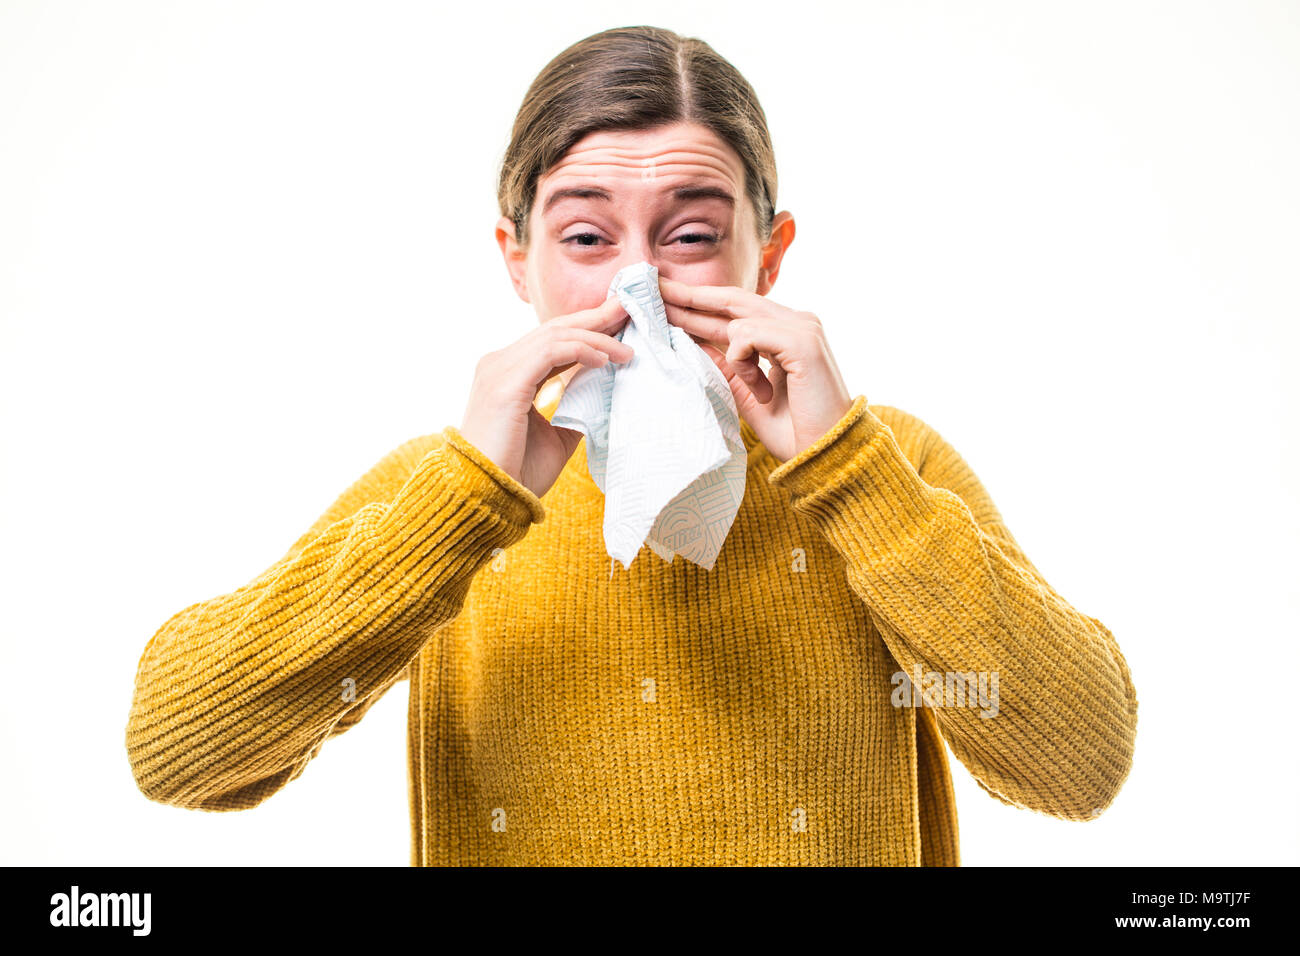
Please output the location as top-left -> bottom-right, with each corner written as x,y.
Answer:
767,395 -> 944,560
439,425 -> 547,527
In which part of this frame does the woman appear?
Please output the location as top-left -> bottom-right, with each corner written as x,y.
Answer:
126,25 -> 1138,866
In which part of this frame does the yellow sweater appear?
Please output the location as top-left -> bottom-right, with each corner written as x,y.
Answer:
126,389 -> 1138,865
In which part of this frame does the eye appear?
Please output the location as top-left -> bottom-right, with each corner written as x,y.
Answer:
674,232 -> 720,245
560,230 -> 721,248
561,232 -> 605,247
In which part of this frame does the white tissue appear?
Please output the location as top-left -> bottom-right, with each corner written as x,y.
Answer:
552,261 -> 747,572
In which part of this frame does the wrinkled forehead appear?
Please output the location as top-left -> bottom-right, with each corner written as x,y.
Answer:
547,123 -> 745,181
534,123 -> 751,220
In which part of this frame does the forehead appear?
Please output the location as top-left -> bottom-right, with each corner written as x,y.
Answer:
540,121 -> 746,189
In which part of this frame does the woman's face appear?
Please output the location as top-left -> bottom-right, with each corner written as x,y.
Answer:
497,120 -> 794,323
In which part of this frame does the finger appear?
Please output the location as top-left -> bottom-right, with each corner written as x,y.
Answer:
554,342 -> 609,373
699,339 -> 774,404
767,357 -> 789,397
733,357 -> 774,404
700,344 -> 774,419
658,275 -> 782,320
534,404 -> 585,452
556,326 -> 635,365
716,324 -> 785,404
549,294 -> 630,335
528,328 -> 633,390
670,304 -> 770,400
663,301 -> 732,345
682,318 -> 764,382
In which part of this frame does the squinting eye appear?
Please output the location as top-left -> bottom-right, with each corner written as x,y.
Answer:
562,232 -> 604,246
561,231 -> 720,248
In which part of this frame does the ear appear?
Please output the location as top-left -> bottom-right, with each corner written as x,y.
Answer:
495,215 -> 531,303
755,210 -> 795,296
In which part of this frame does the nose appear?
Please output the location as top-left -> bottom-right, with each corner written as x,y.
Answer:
613,245 -> 673,283
619,243 -> 653,268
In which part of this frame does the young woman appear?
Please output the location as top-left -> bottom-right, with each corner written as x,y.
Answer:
126,25 -> 1138,866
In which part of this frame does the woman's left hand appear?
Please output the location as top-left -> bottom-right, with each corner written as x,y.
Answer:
658,275 -> 855,464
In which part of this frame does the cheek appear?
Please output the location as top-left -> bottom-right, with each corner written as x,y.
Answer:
535,255 -> 611,317
534,251 -> 743,317
658,255 -> 744,290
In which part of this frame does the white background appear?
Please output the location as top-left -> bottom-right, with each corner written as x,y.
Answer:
2,0 -> 1296,866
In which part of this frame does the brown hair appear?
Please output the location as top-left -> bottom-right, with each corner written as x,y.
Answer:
497,25 -> 778,248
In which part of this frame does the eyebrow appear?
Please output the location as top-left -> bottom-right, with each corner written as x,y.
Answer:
540,183 -> 736,216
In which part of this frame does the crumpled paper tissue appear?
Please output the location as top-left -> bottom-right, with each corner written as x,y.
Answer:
552,260 -> 747,572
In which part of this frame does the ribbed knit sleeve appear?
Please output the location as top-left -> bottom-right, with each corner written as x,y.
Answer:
768,396 -> 1138,822
126,425 -> 545,811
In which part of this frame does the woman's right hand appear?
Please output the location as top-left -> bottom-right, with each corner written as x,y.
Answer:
459,295 -> 634,499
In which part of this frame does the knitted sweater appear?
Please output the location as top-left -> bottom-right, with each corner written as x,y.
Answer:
126,388 -> 1138,865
